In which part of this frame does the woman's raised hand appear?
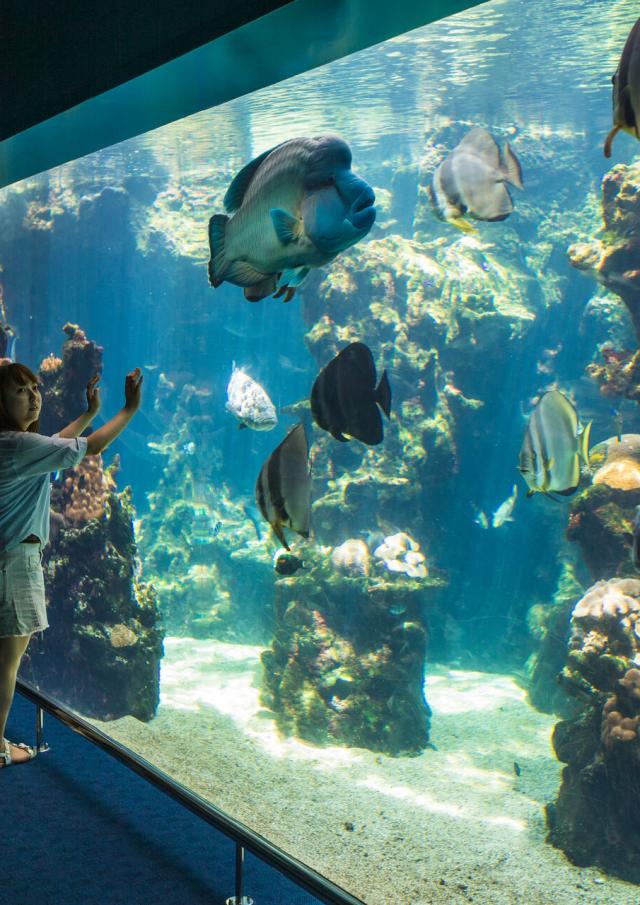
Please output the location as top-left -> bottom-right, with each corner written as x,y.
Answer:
124,368 -> 143,412
86,374 -> 101,416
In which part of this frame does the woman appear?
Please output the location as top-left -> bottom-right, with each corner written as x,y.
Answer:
0,362 -> 143,767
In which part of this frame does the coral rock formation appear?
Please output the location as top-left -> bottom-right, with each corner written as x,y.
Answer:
547,578 -> 640,878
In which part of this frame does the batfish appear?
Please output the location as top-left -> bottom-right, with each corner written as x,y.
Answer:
256,422 -> 311,549
430,128 -> 524,233
310,342 -> 391,446
519,390 -> 591,498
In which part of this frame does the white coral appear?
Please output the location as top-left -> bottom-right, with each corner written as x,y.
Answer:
374,533 -> 428,579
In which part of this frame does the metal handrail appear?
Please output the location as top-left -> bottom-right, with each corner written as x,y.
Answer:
16,677 -> 366,905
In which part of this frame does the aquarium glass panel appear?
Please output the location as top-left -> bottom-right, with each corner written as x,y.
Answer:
5,0 -> 640,901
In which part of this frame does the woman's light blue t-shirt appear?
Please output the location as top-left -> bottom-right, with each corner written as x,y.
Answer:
0,431 -> 88,552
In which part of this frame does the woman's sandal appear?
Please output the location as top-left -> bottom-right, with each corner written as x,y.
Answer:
0,738 -> 36,767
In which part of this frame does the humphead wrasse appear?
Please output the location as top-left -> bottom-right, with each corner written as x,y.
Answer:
208,135 -> 376,302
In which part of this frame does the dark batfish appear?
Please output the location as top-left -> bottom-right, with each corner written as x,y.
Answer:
256,422 -> 311,550
311,342 -> 391,446
430,128 -> 524,233
605,17 -> 640,158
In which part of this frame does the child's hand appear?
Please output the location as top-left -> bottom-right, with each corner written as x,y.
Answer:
86,374 -> 101,416
124,368 -> 143,412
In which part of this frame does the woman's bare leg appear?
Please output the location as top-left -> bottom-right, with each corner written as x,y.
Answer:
0,634 -> 32,764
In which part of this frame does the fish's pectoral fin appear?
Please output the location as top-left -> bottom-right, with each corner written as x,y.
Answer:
375,370 -> 392,419
450,216 -> 477,234
604,125 -> 621,158
578,420 -> 592,468
270,208 -> 303,245
277,267 -> 310,290
501,142 -> 524,190
208,214 -> 230,286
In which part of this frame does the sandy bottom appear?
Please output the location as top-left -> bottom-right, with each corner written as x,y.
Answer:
89,638 -> 640,905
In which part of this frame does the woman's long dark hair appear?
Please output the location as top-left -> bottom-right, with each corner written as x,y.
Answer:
0,363 -> 41,432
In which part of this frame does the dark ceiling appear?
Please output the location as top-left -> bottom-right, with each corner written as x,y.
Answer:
0,0 -> 292,142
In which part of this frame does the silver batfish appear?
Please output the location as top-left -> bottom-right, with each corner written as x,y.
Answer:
208,135 -> 376,302
226,365 -> 277,431
431,128 -> 523,233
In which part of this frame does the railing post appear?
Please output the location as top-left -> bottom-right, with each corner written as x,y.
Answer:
225,842 -> 253,905
35,704 -> 50,754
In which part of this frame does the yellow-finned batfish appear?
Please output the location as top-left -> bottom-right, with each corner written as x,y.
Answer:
256,423 -> 311,549
605,17 -> 640,158
310,342 -> 391,446
430,128 -> 524,233
208,136 -> 376,302
519,390 -> 592,498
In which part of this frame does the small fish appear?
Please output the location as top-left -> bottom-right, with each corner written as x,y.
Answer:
273,548 -> 306,576
519,390 -> 592,498
208,135 -> 376,302
311,342 -> 391,446
604,17 -> 640,157
212,520 -> 222,538
513,761 -> 522,777
632,506 -> 640,571
226,364 -> 277,431
491,485 -> 518,528
473,507 -> 489,530
430,128 -> 524,232
256,422 -> 311,550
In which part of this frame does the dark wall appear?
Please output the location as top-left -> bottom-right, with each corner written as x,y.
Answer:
0,0 -> 292,141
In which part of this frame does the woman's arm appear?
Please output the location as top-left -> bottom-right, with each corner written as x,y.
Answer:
58,375 -> 101,439
85,369 -> 143,456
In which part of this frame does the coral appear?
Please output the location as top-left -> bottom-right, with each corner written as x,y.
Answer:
591,434 -> 640,490
547,578 -> 640,878
330,539 -> 370,577
374,532 -> 428,579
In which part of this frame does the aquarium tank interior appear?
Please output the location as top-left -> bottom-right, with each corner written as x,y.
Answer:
4,0 -> 640,901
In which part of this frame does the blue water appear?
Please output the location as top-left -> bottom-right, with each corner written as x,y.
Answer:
4,0 -> 640,900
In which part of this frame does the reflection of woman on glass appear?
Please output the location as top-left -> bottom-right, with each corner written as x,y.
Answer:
0,362 -> 143,767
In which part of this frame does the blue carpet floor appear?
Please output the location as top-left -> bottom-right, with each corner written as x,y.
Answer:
1,691 -> 322,905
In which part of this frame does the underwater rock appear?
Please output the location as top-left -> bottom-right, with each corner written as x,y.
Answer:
569,163 -> 640,342
260,556 -> 442,755
567,481 -> 640,581
547,578 -> 640,878
526,562 -> 584,718
19,326 -> 163,721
